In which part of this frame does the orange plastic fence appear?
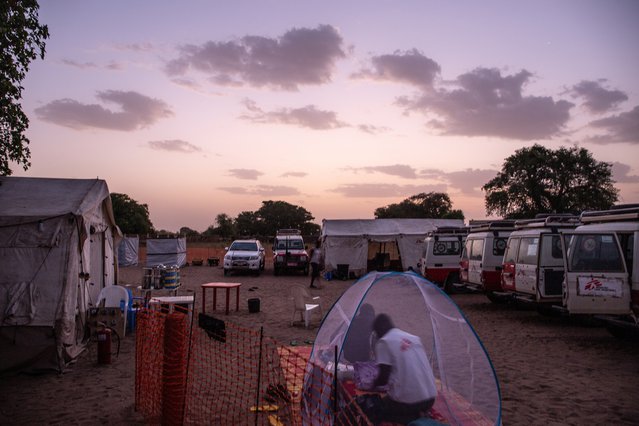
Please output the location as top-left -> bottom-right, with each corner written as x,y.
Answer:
135,306 -> 371,425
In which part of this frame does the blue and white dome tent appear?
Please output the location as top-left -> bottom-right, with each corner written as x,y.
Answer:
303,271 -> 501,425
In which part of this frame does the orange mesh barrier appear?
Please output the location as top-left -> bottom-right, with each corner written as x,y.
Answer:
135,307 -> 371,425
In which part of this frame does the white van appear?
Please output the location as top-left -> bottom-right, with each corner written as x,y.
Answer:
418,226 -> 468,293
500,215 -> 580,308
459,221 -> 515,302
561,205 -> 638,335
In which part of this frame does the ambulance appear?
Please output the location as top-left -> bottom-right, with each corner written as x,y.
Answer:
560,205 -> 638,336
418,226 -> 468,293
499,215 -> 580,309
459,220 -> 515,302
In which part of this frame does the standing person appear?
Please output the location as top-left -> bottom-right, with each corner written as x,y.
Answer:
369,313 -> 437,425
309,239 -> 323,288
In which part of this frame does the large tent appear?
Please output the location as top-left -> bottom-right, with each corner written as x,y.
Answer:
304,271 -> 501,425
0,177 -> 121,373
321,218 -> 464,277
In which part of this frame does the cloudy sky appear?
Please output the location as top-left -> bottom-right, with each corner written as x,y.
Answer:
16,0 -> 639,232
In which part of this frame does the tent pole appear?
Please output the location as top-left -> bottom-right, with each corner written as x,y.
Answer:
255,326 -> 264,426
333,345 -> 338,422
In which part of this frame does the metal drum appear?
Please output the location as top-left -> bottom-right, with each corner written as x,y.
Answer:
162,267 -> 180,290
142,268 -> 153,289
154,266 -> 164,289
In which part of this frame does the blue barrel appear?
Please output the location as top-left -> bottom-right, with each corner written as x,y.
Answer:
162,268 -> 180,289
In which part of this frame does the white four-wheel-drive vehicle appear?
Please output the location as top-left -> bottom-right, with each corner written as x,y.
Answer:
418,226 -> 468,293
498,215 -> 580,310
223,239 -> 265,276
560,205 -> 639,337
272,229 -> 309,276
459,220 -> 515,302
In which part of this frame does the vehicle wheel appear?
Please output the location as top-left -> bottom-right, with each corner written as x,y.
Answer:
260,260 -> 265,271
536,304 -> 559,317
444,274 -> 458,294
274,267 -> 279,276
606,323 -> 639,339
304,266 -> 309,276
486,291 -> 508,304
223,268 -> 229,276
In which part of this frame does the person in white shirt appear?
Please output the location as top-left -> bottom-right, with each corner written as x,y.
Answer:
370,313 -> 437,424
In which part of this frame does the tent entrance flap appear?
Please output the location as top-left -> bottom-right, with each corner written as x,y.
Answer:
367,240 -> 401,272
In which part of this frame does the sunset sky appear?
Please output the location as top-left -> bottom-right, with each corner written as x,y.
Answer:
15,0 -> 639,232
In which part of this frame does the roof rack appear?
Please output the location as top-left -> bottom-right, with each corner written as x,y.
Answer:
276,229 -> 301,235
427,226 -> 469,237
580,205 -> 639,223
468,220 -> 516,233
514,214 -> 580,230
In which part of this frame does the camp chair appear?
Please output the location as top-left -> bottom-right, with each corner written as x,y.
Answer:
290,286 -> 322,328
96,285 -> 130,335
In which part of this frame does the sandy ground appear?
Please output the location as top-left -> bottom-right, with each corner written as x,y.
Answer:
1,263 -> 638,425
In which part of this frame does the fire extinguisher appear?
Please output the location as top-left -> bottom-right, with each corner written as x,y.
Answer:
97,327 -> 112,365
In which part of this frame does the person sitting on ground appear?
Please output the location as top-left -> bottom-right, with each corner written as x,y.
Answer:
369,313 -> 437,425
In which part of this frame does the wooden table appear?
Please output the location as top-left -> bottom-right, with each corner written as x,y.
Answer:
201,282 -> 241,315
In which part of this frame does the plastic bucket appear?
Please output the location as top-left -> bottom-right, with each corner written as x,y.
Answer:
248,298 -> 260,313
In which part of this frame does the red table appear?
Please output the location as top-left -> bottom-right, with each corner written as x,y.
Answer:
201,282 -> 242,315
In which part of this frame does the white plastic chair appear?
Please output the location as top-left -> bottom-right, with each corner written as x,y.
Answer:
291,286 -> 322,328
96,285 -> 130,335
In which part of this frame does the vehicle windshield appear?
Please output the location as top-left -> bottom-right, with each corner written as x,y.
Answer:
567,234 -> 625,272
230,242 -> 258,251
277,239 -> 304,249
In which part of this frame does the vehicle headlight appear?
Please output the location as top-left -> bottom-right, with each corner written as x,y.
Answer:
249,256 -> 258,260
276,255 -> 284,262
300,255 -> 307,262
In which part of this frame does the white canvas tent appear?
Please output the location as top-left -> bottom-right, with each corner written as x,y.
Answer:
146,237 -> 186,267
0,177 -> 121,373
321,218 -> 464,277
118,235 -> 139,266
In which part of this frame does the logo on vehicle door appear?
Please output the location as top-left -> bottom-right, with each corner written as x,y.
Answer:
577,276 -> 623,298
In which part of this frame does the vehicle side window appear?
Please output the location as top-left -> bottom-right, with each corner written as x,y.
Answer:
569,234 -> 624,272
540,234 -> 564,267
503,238 -> 519,263
470,239 -> 484,261
461,241 -> 470,260
493,237 -> 507,256
517,237 -> 539,265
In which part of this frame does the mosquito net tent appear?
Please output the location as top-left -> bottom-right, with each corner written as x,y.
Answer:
303,271 -> 501,425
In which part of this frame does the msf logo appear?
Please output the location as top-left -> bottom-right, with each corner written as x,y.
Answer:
584,279 -> 603,291
400,338 -> 412,352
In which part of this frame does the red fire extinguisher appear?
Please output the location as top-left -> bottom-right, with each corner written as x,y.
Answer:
97,327 -> 112,365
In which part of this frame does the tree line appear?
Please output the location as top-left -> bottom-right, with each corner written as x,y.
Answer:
112,144 -> 619,237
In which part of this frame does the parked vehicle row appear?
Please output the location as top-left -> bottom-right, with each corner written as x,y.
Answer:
223,229 -> 310,277
418,205 -> 639,336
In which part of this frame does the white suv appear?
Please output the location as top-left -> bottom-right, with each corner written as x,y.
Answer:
223,239 -> 265,276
